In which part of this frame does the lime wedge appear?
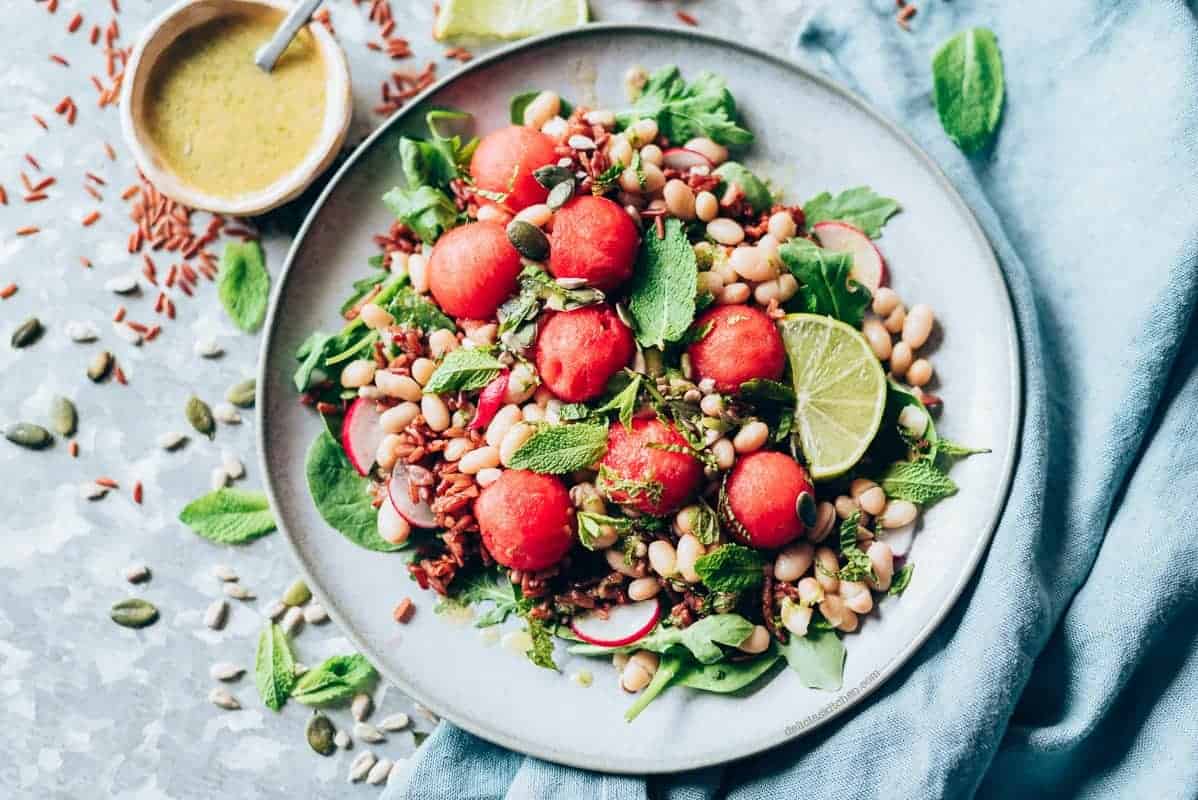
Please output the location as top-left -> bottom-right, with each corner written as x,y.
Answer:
777,314 -> 886,480
433,0 -> 589,41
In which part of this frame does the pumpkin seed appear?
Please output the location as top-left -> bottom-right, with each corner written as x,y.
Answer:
306,713 -> 336,756
546,178 -> 575,210
4,422 -> 52,450
208,687 -> 241,710
65,320 -> 99,343
123,564 -> 150,584
532,164 -> 573,189
353,722 -> 384,744
302,603 -> 328,625
225,378 -> 256,408
351,692 -> 373,722
347,751 -> 376,783
333,730 -> 352,749
110,598 -> 159,628
87,350 -> 113,382
506,220 -> 550,261
204,599 -> 228,630
11,317 -> 43,349
209,662 -> 244,681
379,712 -> 410,732
49,396 -> 77,436
157,431 -> 187,451
282,579 -> 310,607
366,758 -> 393,785
185,396 -> 215,439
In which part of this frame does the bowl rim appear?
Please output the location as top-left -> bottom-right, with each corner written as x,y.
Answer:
119,0 -> 351,216
256,21 -> 1024,774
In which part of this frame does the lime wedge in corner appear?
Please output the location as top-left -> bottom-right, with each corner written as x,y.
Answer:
777,314 -> 887,480
433,0 -> 589,41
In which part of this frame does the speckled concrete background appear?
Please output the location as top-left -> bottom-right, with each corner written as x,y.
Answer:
0,1 -> 809,796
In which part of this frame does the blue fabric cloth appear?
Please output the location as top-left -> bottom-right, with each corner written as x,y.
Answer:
386,1 -> 1198,797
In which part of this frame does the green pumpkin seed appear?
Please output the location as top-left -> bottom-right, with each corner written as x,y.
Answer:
49,396 -> 78,436
4,422 -> 52,450
546,179 -> 575,210
532,164 -> 572,189
306,713 -> 336,756
87,350 -> 113,382
110,598 -> 159,628
225,378 -> 256,409
11,317 -> 43,349
282,578 -> 311,607
506,220 -> 550,261
185,396 -> 215,439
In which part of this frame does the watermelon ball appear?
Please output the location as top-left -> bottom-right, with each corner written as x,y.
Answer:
469,125 -> 559,212
598,417 -> 705,516
476,469 -> 574,571
547,195 -> 640,291
535,305 -> 636,402
687,304 -> 786,393
722,451 -> 815,550
427,221 -> 523,320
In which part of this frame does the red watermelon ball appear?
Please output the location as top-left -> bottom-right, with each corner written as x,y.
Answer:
598,417 -> 705,516
476,470 -> 574,571
687,304 -> 786,393
535,305 -> 636,402
722,451 -> 814,550
427,221 -> 523,320
469,125 -> 559,212
547,195 -> 640,291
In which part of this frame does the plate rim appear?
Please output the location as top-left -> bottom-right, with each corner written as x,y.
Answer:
256,21 -> 1023,774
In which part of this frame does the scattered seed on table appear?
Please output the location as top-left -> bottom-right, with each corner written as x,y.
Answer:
210,467 -> 229,491
265,599 -> 287,621
282,579 -> 310,607
221,451 -> 244,480
204,599 -> 228,630
379,712 -> 410,732
87,350 -> 113,382
211,564 -> 238,582
213,403 -> 241,424
209,662 -> 244,681
68,439 -> 79,458
225,378 -> 256,408
110,598 -> 158,628
353,722 -> 384,744
388,761 -> 406,786
94,477 -> 118,490
223,582 -> 254,601
4,422 -> 52,450
0,283 -> 17,299
49,396 -> 77,436
306,713 -> 336,756
194,337 -> 222,358
11,317 -> 43,348
208,687 -> 240,710
65,320 -> 99,342
123,564 -> 150,583
293,662 -> 309,677
80,482 -> 108,500
185,396 -> 215,438
132,481 -> 143,504
302,603 -> 328,625
157,431 -> 187,451
351,692 -> 373,722
114,323 -> 142,346
366,758 -> 394,785
348,751 -> 376,783
280,605 -> 303,635
393,597 -> 414,624
103,274 -> 139,294
333,730 -> 351,750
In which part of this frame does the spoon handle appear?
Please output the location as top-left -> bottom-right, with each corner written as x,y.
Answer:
254,0 -> 324,73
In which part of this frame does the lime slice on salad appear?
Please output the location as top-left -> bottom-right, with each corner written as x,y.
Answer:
777,313 -> 887,480
433,0 -> 589,41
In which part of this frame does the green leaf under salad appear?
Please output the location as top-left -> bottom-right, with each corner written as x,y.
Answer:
569,613 -> 755,665
889,563 -> 915,596
382,184 -> 462,245
179,488 -> 277,545
305,431 -> 404,552
217,241 -> 270,333
617,66 -> 753,147
779,238 -> 871,328
932,28 -> 1005,154
780,627 -> 846,691
802,186 -> 901,239
627,217 -> 698,348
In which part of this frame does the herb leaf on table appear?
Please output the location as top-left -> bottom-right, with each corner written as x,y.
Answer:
218,241 -> 270,332
305,431 -> 404,552
179,488 -> 276,544
291,654 -> 377,706
255,623 -> 296,711
932,28 -> 1005,154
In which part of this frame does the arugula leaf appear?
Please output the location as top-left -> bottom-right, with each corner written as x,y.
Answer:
509,91 -> 573,125
694,543 -> 765,592
676,646 -> 781,693
889,563 -> 915,596
937,439 -> 991,458
802,187 -> 901,239
591,372 -> 641,430
690,500 -> 720,546
779,238 -> 871,328
445,567 -> 522,628
576,511 -> 630,550
179,488 -> 276,544
879,459 -> 958,505
713,162 -> 773,214
628,217 -> 698,348
291,654 -> 377,706
382,184 -> 461,244
386,285 -> 456,333
305,431 -> 404,552
340,273 -> 387,316
524,616 -> 558,671
624,652 -> 685,722
508,422 -> 609,473
617,66 -> 753,147
218,241 -> 270,332
780,628 -> 845,691
423,349 -> 505,394
255,623 -> 296,711
932,28 -> 1005,154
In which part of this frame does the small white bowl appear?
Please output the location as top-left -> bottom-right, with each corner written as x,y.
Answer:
120,0 -> 351,216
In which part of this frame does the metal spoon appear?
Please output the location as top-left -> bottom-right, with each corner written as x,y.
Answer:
254,0 -> 324,73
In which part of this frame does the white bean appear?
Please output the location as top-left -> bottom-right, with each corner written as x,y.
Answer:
834,494 -> 858,519
380,402 -> 420,433
377,500 -> 411,545
541,116 -> 568,139
684,137 -> 728,166
376,433 -> 402,471
428,329 -> 458,359
890,341 -> 913,378
898,405 -> 928,438
767,211 -> 796,241
733,421 -> 769,454
521,404 -> 545,423
639,144 -> 664,167
663,179 -> 696,220
628,577 -> 661,601
880,499 -> 917,529
883,304 -> 907,334
902,304 -> 934,349
730,245 -> 776,282
907,358 -> 934,387
774,541 -> 814,582
499,422 -> 536,467
700,394 -> 724,417
605,548 -> 643,578
872,287 -> 900,316
797,577 -> 824,606
820,594 -> 858,632
695,191 -> 719,222
776,273 -> 799,302
753,279 -> 781,306
421,394 -> 451,432
341,360 -> 376,388
476,467 -> 503,488
647,540 -> 678,578
515,204 -> 553,228
459,446 -> 500,475
867,541 -> 895,592
442,437 -> 473,462
697,270 -> 725,295
675,534 -> 705,583
607,134 -> 633,167
841,581 -> 874,614
858,486 -> 887,516
584,109 -> 616,128
620,650 -> 659,692
863,318 -> 892,361
711,438 -> 735,470
408,254 -> 430,294
410,357 -> 437,386
376,372 -> 422,402
476,204 -> 510,224
807,501 -> 837,542
360,303 -> 394,330
737,625 -> 771,654
630,119 -> 658,146
522,90 -> 561,130
717,282 -> 750,305
707,218 -> 745,246
485,404 -> 524,448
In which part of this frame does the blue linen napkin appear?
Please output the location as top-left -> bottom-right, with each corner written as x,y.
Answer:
386,1 -> 1198,797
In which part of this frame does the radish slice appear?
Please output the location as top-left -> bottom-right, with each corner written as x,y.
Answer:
570,599 -> 661,647
812,221 -> 887,292
661,147 -> 714,172
388,464 -> 437,529
341,397 -> 385,477
468,371 -> 509,431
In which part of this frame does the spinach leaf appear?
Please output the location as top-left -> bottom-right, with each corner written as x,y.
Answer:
305,431 -> 403,552
568,613 -> 754,664
217,241 -> 270,332
617,66 -> 753,147
779,238 -> 871,328
676,646 -> 782,693
624,652 -> 686,722
628,217 -> 698,348
802,187 -> 900,239
932,28 -> 1005,154
780,627 -> 845,691
713,162 -> 772,213
179,488 -> 277,544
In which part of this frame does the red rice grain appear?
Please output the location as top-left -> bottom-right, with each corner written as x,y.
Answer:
32,114 -> 48,130
393,598 -> 415,623
50,54 -> 69,67
82,211 -> 100,226
0,284 -> 17,299
113,306 -> 126,322
95,477 -> 119,489
68,439 -> 79,458
676,10 -> 698,26
132,481 -> 143,504
16,226 -> 39,236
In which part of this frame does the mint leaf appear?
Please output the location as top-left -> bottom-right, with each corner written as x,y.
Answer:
713,162 -> 772,213
932,28 -> 1005,154
291,654 -> 377,706
628,217 -> 697,348
738,378 -> 795,406
779,238 -> 871,328
423,349 -> 504,394
509,422 -> 608,474
255,623 -> 296,711
217,241 -> 270,332
879,459 -> 958,505
576,511 -> 630,550
617,66 -> 753,147
937,439 -> 991,458
780,627 -> 845,691
690,500 -> 720,546
305,431 -> 404,552
889,563 -> 915,596
387,285 -> 456,333
382,184 -> 461,244
591,373 -> 641,430
694,543 -> 765,592
179,488 -> 276,544
802,187 -> 900,239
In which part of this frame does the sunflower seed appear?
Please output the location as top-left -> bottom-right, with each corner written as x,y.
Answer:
388,761 -> 406,786
65,320 -> 100,343
204,599 -> 229,629
366,758 -> 393,785
211,564 -> 238,582
506,219 -> 550,261
110,598 -> 158,628
209,662 -> 245,681
223,582 -> 254,601
49,396 -> 78,436
379,712 -> 410,732
208,687 -> 240,710
157,431 -> 187,450
353,722 -> 384,744
221,451 -> 245,479
213,403 -> 241,424
567,134 -> 596,150
302,603 -> 328,625
264,599 -> 287,621
546,178 -> 575,210
113,323 -> 142,346
306,712 -> 336,756
280,605 -> 303,635
194,337 -> 223,358
554,276 -> 588,289
225,378 -> 256,408
185,396 -> 215,439
209,467 -> 229,491
348,751 -> 376,782
11,317 -> 43,348
293,662 -> 309,677
104,274 -> 140,294
282,579 -> 310,607
351,692 -> 373,722
87,350 -> 114,382
80,481 -> 108,500
123,564 -> 150,584
333,730 -> 351,749
4,422 -> 52,450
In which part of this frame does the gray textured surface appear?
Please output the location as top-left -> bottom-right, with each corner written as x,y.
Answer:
0,2 -> 805,797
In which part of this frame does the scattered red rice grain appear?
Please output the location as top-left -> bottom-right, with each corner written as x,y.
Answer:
47,0 -> 58,13
79,256 -> 93,269
165,298 -> 176,319
25,154 -> 41,171
24,192 -> 48,203
126,321 -> 149,335
85,185 -> 103,201
54,97 -> 71,114
0,284 -> 17,299
32,114 -> 48,130
154,292 -> 165,313
132,481 -> 143,505
111,0 -> 120,12
82,210 -> 101,226
120,183 -> 139,200
19,173 -> 32,192
0,185 -> 6,205
95,477 -> 119,489
104,142 -> 117,160
393,597 -> 415,623
68,12 -> 83,32
366,41 -> 382,52
113,306 -> 126,322
90,75 -> 104,93
16,226 -> 39,236
50,54 -> 70,67
89,25 -> 100,45
676,9 -> 698,26
32,176 -> 55,192
445,47 -> 472,62
114,363 -> 127,385
86,171 -> 107,185
68,439 -> 79,458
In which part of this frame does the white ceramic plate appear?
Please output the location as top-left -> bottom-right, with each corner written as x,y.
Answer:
258,24 -> 1020,774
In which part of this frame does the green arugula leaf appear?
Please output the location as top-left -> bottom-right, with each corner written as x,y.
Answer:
932,28 -> 1005,154
624,652 -> 685,722
713,162 -> 773,213
676,645 -> 781,693
382,184 -> 461,244
628,217 -> 698,348
879,459 -> 958,506
937,439 -> 991,458
802,187 -> 901,239
694,543 -> 765,592
179,488 -> 276,544
255,623 -> 296,711
386,285 -> 456,333
444,567 -> 522,628
524,616 -> 558,671
617,66 -> 753,147
889,563 -> 915,596
509,91 -> 573,125
509,422 -> 609,474
591,372 -> 641,430
305,431 -> 404,552
779,238 -> 871,328
290,654 -> 377,706
217,241 -> 270,332
780,628 -> 845,691
340,272 -> 387,316
576,511 -> 630,550
423,349 -> 505,394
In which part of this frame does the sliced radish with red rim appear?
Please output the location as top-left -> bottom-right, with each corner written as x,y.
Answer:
341,397 -> 385,477
812,221 -> 887,292
388,464 -> 437,529
661,147 -> 714,172
468,371 -> 509,431
570,599 -> 661,647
